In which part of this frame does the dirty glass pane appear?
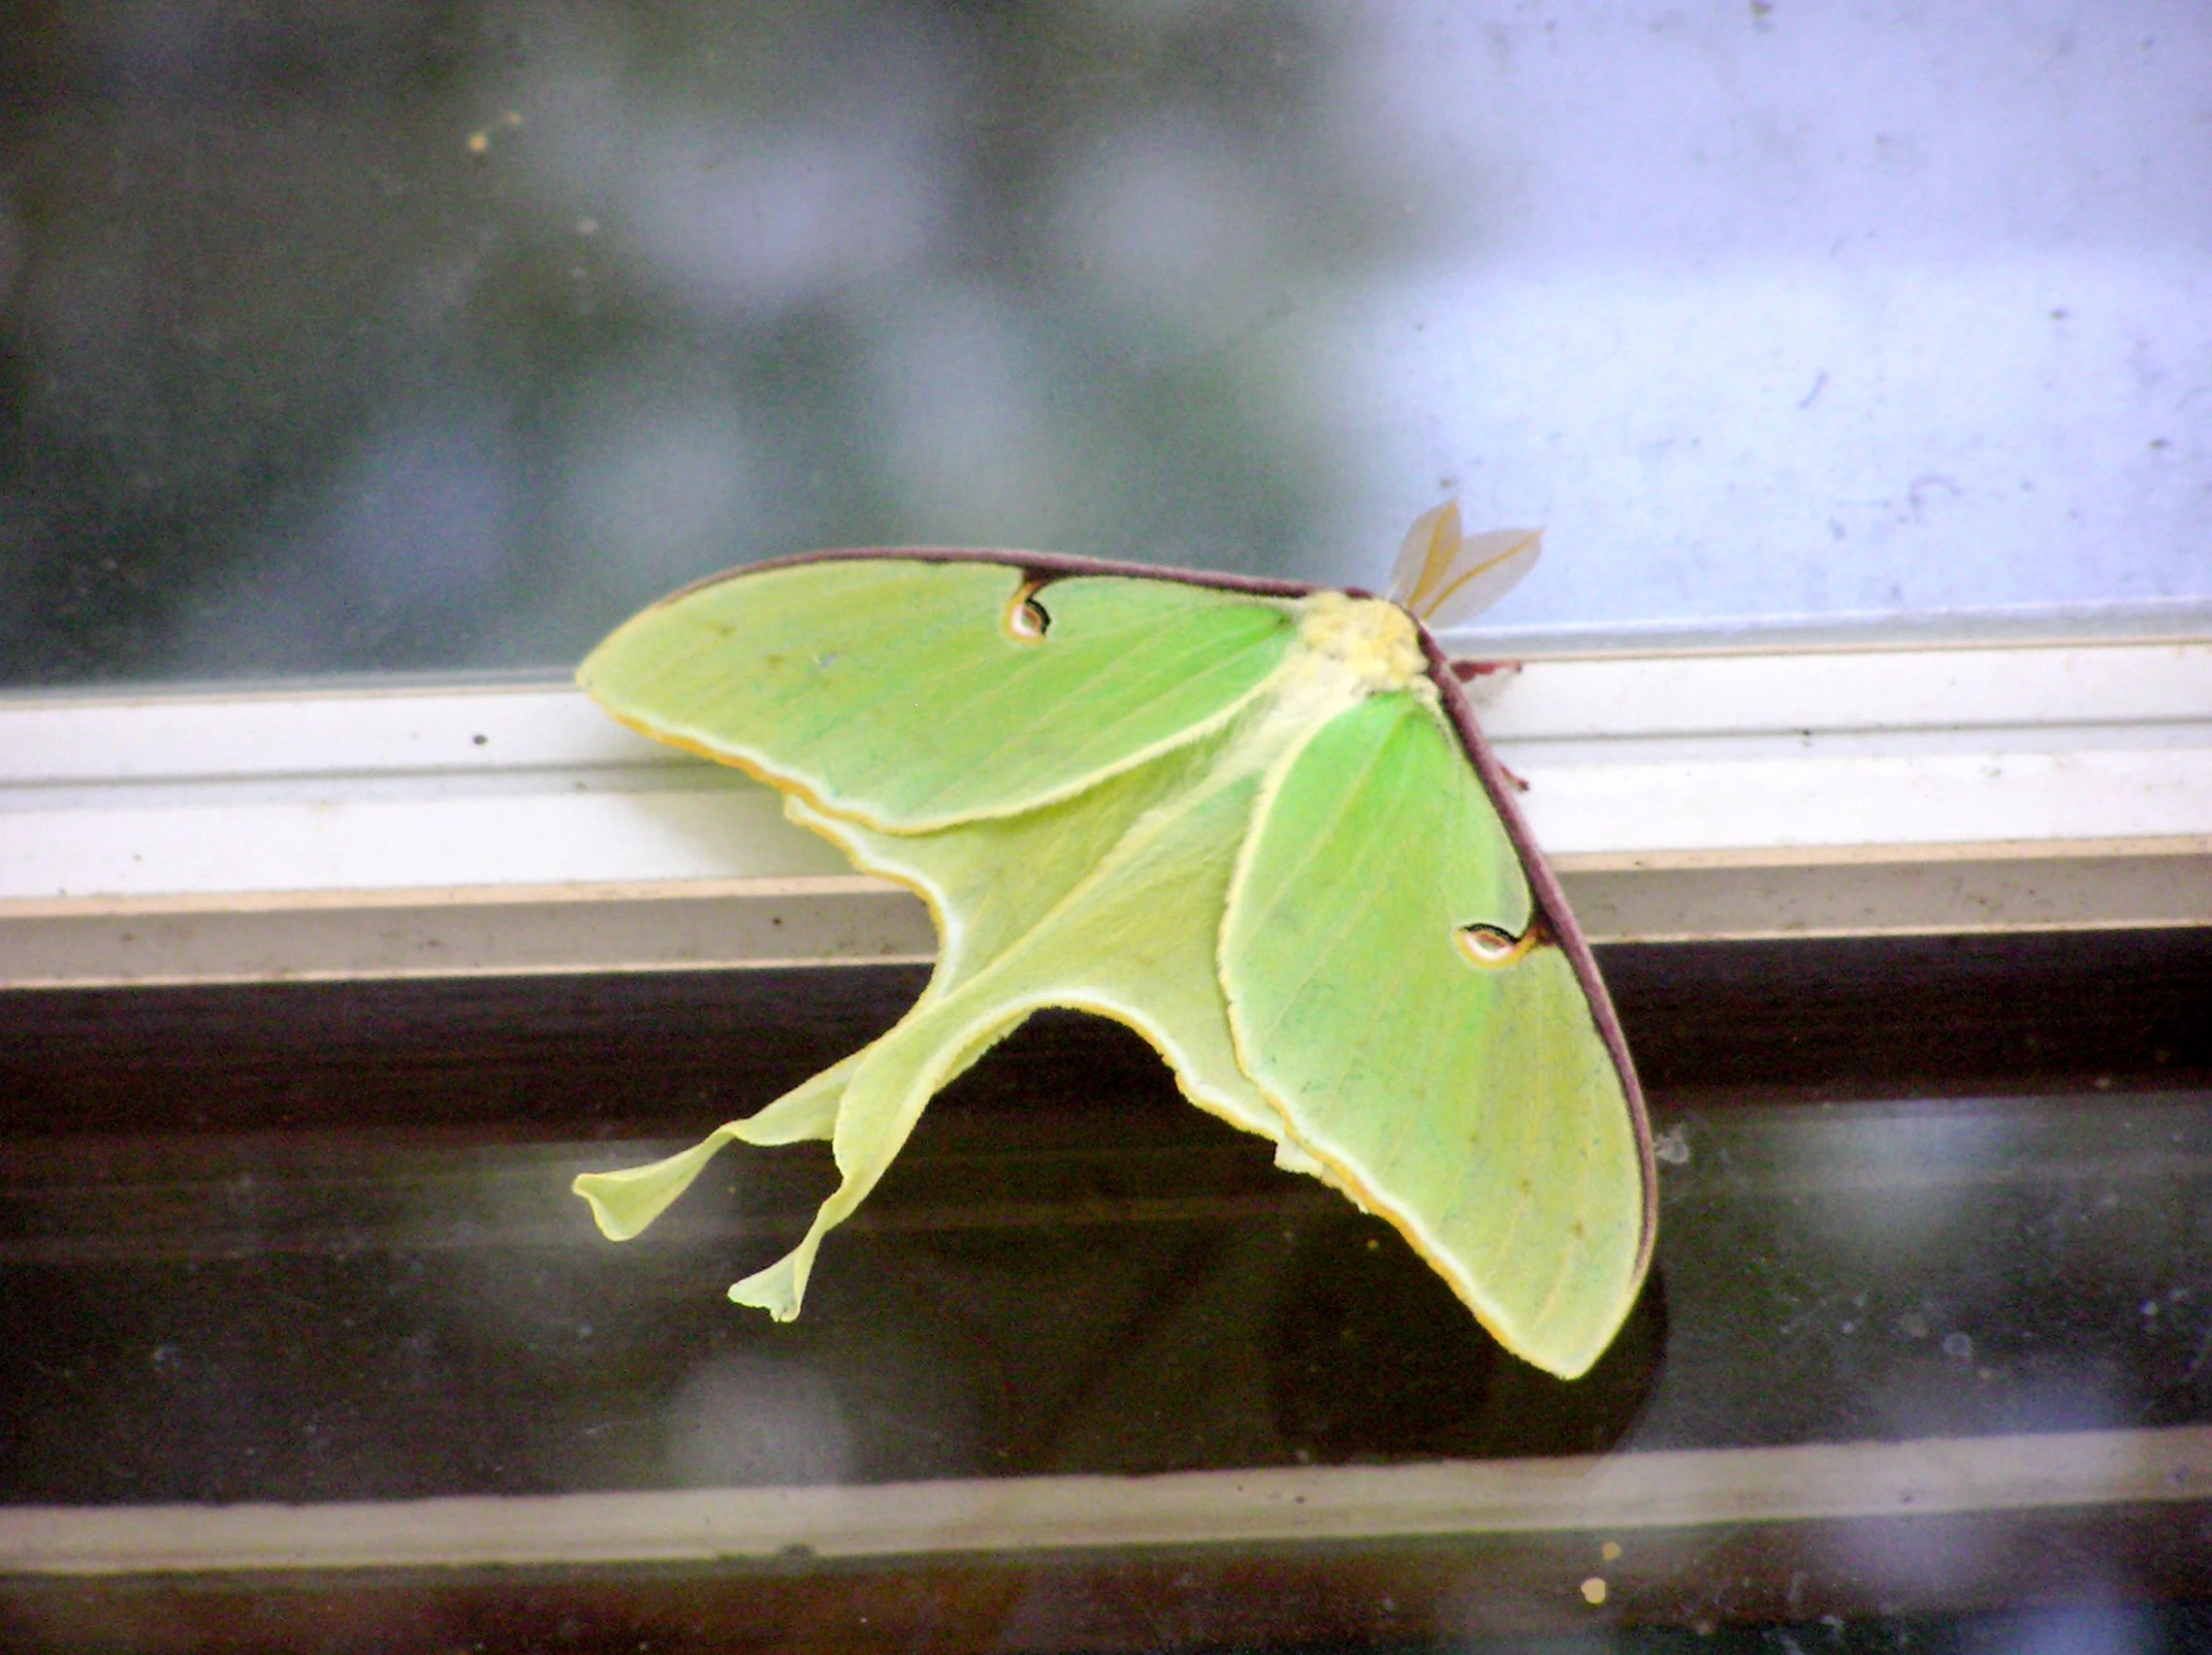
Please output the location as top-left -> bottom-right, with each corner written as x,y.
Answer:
1,2 -> 2207,685
3,931 -> 2210,1649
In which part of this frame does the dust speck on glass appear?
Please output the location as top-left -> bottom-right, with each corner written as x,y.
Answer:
2,3 -> 2206,685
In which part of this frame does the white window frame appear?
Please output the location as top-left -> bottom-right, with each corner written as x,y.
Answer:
1,632 -> 2206,989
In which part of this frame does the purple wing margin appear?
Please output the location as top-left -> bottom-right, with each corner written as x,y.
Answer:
1419,626 -> 1660,1291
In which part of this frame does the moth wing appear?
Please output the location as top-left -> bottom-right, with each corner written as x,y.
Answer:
1220,691 -> 1648,1380
579,557 -> 1299,832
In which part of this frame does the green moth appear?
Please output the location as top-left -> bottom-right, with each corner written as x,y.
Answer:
573,505 -> 1655,1380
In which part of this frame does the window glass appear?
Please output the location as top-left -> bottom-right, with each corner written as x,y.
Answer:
2,3 -> 2206,685
4,933 -> 2209,1647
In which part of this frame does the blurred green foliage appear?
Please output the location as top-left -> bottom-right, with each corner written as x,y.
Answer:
0,0 -> 1396,683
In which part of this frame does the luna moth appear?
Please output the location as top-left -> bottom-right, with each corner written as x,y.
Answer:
573,505 -> 1654,1380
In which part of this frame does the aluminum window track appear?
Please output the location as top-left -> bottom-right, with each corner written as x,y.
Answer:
5,1422 -> 2207,1575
